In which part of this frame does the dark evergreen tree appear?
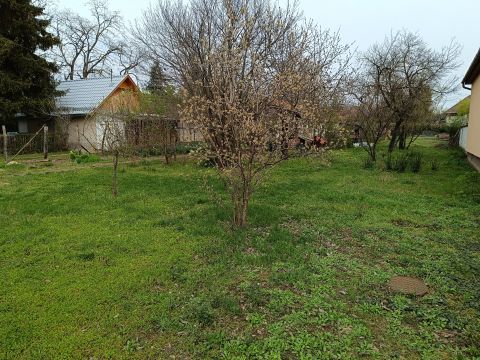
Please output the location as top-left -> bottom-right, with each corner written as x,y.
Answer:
146,60 -> 167,93
0,0 -> 59,122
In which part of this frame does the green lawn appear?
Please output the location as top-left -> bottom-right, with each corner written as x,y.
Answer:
1,138 -> 479,359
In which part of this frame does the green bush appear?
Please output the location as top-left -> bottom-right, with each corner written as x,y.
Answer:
176,142 -> 203,154
408,151 -> 422,173
134,142 -> 204,157
430,158 -> 439,171
384,151 -> 423,173
363,156 -> 375,169
396,153 -> 408,172
444,116 -> 467,147
384,153 -> 407,172
69,151 -> 100,164
385,154 -> 394,171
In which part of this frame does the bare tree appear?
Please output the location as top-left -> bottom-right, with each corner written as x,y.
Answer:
135,0 -> 352,227
360,31 -> 460,152
101,115 -> 126,197
51,0 -> 142,80
350,77 -> 392,161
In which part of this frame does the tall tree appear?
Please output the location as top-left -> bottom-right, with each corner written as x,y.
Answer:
0,0 -> 59,122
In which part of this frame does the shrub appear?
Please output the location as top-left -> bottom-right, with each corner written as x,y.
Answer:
133,142 -> 204,157
384,153 -> 407,172
384,151 -> 422,173
69,150 -> 100,164
430,158 -> 439,171
396,153 -> 408,172
189,145 -> 217,167
408,151 -> 422,173
444,116 -> 467,147
176,141 -> 203,154
363,156 -> 375,169
385,154 -> 394,171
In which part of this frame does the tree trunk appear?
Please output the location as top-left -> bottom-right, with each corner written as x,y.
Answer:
281,121 -> 289,159
164,128 -> 170,165
173,131 -> 177,161
281,132 -> 289,159
398,130 -> 406,150
369,146 -> 376,161
388,122 -> 401,153
233,188 -> 249,228
112,150 -> 119,197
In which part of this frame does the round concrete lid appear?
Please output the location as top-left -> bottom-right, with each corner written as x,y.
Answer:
388,276 -> 428,296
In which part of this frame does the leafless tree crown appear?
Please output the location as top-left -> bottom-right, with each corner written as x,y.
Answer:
50,0 -> 144,80
353,31 -> 460,155
135,0 -> 353,227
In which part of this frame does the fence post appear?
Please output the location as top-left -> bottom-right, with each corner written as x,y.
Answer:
43,125 -> 49,160
2,125 -> 7,162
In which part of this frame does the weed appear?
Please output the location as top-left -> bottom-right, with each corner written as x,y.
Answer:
169,262 -> 188,282
189,297 -> 215,326
242,282 -> 267,306
211,293 -> 241,315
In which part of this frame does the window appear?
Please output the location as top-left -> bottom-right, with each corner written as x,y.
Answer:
18,120 -> 28,133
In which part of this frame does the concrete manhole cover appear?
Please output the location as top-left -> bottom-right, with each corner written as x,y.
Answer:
388,276 -> 428,296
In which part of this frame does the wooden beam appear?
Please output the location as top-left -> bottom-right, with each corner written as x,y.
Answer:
43,125 -> 49,160
2,125 -> 7,162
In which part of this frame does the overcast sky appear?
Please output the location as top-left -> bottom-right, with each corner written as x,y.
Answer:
52,0 -> 479,107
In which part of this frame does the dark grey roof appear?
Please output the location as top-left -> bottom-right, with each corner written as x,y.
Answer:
55,75 -> 131,115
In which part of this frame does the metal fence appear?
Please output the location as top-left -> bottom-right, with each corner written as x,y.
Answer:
0,133 -> 68,155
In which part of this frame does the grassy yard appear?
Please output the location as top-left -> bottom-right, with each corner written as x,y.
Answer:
1,138 -> 479,359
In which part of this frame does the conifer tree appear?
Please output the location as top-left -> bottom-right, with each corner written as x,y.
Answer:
146,60 -> 167,94
0,0 -> 59,122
